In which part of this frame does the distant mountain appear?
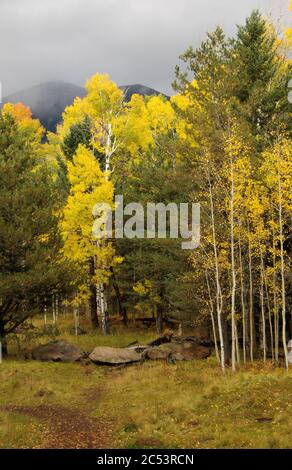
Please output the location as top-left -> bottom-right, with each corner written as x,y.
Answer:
3,81 -> 86,132
2,81 -> 165,132
119,84 -> 162,102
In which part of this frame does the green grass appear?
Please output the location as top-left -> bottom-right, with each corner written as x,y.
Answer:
0,316 -> 157,449
61,326 -> 156,352
0,411 -> 43,449
0,359 -> 104,448
96,359 -> 292,449
6,315 -> 157,356
1,317 -> 292,449
0,360 -> 103,408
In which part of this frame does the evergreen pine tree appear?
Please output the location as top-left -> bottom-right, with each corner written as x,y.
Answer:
0,112 -> 74,352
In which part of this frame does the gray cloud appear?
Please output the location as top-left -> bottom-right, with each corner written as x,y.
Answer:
0,0 -> 289,96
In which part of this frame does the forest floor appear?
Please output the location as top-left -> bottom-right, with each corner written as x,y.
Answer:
0,318 -> 292,449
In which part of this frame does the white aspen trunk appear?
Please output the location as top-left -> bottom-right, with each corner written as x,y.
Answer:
52,295 -> 56,326
264,268 -> 274,361
235,320 -> 240,364
259,249 -> 267,362
73,306 -> 80,336
248,228 -> 254,361
230,157 -> 236,372
44,297 -> 47,327
95,283 -> 101,317
278,160 -> 288,371
93,254 -> 102,323
239,236 -> 247,363
208,171 -> 225,372
100,283 -> 109,336
55,295 -> 59,323
272,229 -> 279,365
205,271 -> 220,363
104,288 -> 108,319
105,123 -> 112,173
96,122 -> 112,335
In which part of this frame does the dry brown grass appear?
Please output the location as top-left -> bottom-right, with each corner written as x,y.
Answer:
96,359 -> 292,449
1,318 -> 292,449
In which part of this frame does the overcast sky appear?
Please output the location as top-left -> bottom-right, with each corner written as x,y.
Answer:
0,0 -> 290,96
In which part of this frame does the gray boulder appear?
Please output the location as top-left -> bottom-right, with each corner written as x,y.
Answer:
145,347 -> 171,361
89,346 -> 142,365
144,339 -> 211,361
32,340 -> 84,362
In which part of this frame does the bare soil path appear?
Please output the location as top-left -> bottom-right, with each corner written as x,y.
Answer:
1,400 -> 114,449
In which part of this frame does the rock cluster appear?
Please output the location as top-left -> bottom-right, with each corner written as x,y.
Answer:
31,335 -> 211,365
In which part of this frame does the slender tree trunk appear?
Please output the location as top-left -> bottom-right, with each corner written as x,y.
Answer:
105,123 -> 112,173
248,227 -> 255,361
208,171 -> 225,372
264,268 -> 274,361
156,304 -> 163,335
235,319 -> 240,365
272,229 -> 279,365
73,305 -> 80,336
230,157 -> 236,372
55,295 -> 59,323
100,283 -> 109,335
44,297 -> 47,327
89,257 -> 99,328
52,295 -> 56,327
278,161 -> 288,370
0,322 -> 7,357
259,248 -> 267,362
239,236 -> 247,363
110,267 -> 128,325
205,271 -> 220,363
97,122 -> 112,336
223,319 -> 230,364
90,286 -> 99,328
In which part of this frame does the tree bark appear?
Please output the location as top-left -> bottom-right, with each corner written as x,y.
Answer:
89,257 -> 99,328
248,228 -> 256,360
205,271 -> 220,364
156,305 -> 164,335
208,170 -> 225,372
230,156 -> 236,372
264,267 -> 274,360
0,323 -> 8,356
260,249 -> 267,362
110,267 -> 128,325
278,158 -> 288,370
272,229 -> 279,365
223,319 -> 230,364
239,236 -> 247,363
100,283 -> 110,335
89,285 -> 99,328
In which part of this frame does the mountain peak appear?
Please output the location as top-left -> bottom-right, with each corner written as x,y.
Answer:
119,84 -> 163,101
2,81 -> 165,132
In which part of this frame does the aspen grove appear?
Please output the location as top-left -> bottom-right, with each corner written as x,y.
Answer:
0,9 -> 291,372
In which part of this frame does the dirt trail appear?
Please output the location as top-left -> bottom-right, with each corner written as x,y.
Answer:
1,403 -> 114,449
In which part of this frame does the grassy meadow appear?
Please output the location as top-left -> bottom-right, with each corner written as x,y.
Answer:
0,316 -> 292,449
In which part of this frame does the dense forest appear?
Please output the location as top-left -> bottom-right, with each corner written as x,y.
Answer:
0,9 -> 291,375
